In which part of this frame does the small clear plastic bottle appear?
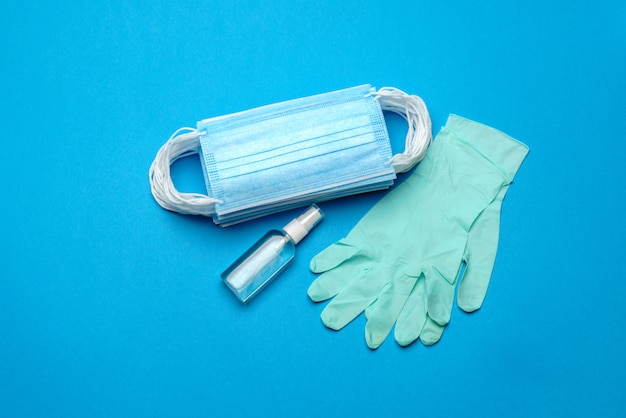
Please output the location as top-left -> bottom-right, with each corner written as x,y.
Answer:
221,204 -> 324,302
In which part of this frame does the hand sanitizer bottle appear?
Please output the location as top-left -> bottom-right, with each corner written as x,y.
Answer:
221,204 -> 324,302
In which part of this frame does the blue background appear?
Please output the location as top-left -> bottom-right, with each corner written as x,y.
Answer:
2,1 -> 625,416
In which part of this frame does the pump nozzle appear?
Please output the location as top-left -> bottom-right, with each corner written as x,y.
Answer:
283,204 -> 324,244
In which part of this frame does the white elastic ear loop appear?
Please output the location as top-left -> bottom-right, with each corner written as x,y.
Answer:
148,127 -> 220,216
375,87 -> 432,173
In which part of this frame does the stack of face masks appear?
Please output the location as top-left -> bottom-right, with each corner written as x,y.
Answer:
149,85 -> 431,226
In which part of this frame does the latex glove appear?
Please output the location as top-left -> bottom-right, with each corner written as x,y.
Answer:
389,114 -> 530,347
308,115 -> 528,348
388,182 -> 512,347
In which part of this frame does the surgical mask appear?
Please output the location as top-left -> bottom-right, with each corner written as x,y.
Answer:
149,84 -> 432,226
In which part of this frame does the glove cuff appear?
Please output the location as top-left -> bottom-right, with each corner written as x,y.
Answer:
445,115 -> 529,182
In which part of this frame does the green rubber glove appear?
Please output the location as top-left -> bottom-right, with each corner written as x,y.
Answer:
388,183 -> 512,347
389,115 -> 529,347
308,115 -> 528,349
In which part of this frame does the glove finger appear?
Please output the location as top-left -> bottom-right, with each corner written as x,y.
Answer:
394,277 -> 427,347
364,274 -> 419,349
309,238 -> 359,273
320,269 -> 387,331
426,269 -> 457,326
307,262 -> 362,302
419,315 -> 445,346
457,187 -> 506,312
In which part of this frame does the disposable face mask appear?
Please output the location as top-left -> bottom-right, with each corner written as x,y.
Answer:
149,85 -> 431,226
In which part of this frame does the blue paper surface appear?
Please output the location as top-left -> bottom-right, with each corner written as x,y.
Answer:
1,1 -> 625,416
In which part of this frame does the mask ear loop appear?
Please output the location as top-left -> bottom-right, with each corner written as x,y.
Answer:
148,127 -> 221,216
374,87 -> 432,173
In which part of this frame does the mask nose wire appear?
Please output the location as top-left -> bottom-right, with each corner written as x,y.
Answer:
373,87 -> 433,173
149,127 -> 220,216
